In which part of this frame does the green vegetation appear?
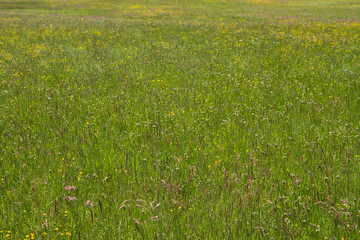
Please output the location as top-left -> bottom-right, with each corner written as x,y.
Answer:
1,0 -> 360,239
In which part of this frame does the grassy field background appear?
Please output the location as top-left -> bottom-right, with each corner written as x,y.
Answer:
1,0 -> 360,239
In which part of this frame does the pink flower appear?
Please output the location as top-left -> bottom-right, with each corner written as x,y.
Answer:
64,186 -> 76,191
63,196 -> 77,201
42,222 -> 48,227
85,200 -> 94,207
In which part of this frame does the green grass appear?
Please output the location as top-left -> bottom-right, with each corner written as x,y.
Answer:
1,0 -> 360,239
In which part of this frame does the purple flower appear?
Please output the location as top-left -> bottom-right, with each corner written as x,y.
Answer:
42,222 -> 48,227
64,186 -> 76,191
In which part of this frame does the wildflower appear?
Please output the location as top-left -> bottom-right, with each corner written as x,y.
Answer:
85,200 -> 94,207
64,186 -> 76,191
42,222 -> 48,227
63,196 -> 77,201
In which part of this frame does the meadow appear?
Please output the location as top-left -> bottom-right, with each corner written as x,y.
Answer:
0,0 -> 360,239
